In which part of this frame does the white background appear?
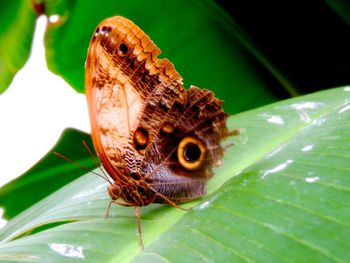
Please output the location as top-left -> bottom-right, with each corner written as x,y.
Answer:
0,16 -> 90,188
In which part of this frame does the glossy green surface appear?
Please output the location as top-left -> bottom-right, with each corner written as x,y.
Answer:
0,87 -> 349,262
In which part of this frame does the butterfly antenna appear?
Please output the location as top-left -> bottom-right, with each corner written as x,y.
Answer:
82,140 -> 112,184
53,151 -> 108,182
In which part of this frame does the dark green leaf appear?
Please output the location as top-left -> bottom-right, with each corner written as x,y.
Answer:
43,0 -> 281,113
326,0 -> 350,26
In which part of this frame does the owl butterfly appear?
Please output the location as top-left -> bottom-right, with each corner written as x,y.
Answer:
85,16 -> 232,248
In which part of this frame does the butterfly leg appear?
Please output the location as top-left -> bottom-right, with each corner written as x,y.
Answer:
229,128 -> 240,137
223,128 -> 241,150
104,199 -> 133,218
134,206 -> 144,249
104,200 -> 113,218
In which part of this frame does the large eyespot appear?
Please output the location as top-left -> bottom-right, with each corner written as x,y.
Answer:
118,42 -> 128,56
177,136 -> 206,170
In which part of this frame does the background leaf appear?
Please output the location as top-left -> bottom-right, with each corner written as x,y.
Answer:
0,87 -> 349,262
327,0 -> 350,26
43,0 -> 280,113
0,0 -> 37,93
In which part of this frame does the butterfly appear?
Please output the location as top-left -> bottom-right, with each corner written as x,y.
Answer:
85,16 -> 232,248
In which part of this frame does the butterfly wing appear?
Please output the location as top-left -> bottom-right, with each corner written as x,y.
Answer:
85,16 -> 186,185
136,85 -> 229,203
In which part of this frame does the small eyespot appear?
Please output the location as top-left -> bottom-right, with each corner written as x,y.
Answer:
104,26 -> 112,36
177,136 -> 206,170
94,27 -> 100,37
118,43 -> 128,56
102,26 -> 107,32
133,127 -> 148,150
160,121 -> 175,135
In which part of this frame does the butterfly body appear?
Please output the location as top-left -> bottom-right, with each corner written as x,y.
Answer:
85,16 -> 229,209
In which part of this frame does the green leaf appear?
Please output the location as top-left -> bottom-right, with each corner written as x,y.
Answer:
1,87 -> 349,262
0,0 -> 37,93
43,0 -> 281,113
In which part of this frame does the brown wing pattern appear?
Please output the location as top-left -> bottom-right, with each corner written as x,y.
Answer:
137,86 -> 229,203
85,16 -> 185,186
85,16 -> 229,206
